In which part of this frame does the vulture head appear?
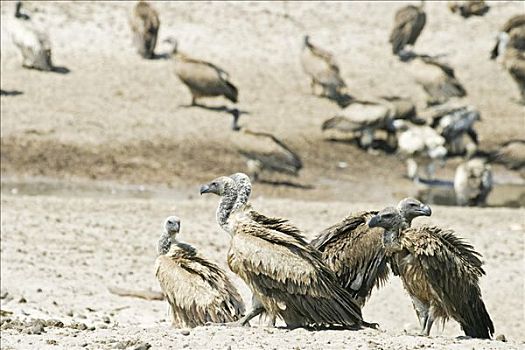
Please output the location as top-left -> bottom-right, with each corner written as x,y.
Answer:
200,176 -> 237,197
230,173 -> 252,196
164,215 -> 181,237
397,197 -> 432,224
368,207 -> 406,251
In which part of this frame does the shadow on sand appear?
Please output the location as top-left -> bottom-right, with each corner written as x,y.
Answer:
258,179 -> 314,190
0,89 -> 23,96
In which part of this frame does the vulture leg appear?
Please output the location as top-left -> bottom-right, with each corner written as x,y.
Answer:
246,160 -> 262,182
422,311 -> 436,336
425,162 -> 436,181
191,96 -> 198,106
234,304 -> 265,327
407,158 -> 419,180
360,128 -> 374,149
410,295 -> 429,333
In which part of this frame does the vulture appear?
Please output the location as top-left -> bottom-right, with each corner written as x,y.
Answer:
389,1 -> 426,57
448,1 -> 489,18
490,14 -> 525,60
200,176 -> 375,329
310,198 -> 432,308
491,139 -> 525,171
322,96 -> 419,149
155,216 -> 245,328
232,128 -> 303,182
393,120 -> 447,181
368,207 -> 494,338
165,38 -> 238,106
454,158 -> 493,206
408,55 -> 467,106
301,35 -> 347,99
8,1 -> 53,71
129,0 -> 160,59
428,104 -> 481,156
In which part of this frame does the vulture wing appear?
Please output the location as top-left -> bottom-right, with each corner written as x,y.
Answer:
390,5 -> 426,54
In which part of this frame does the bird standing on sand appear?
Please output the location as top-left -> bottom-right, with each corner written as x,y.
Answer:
129,1 -> 160,59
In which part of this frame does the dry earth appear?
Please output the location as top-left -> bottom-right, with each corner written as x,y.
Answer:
1,1 -> 525,350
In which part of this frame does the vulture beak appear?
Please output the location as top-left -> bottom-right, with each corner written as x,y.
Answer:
368,215 -> 380,228
199,184 -> 211,195
420,204 -> 432,216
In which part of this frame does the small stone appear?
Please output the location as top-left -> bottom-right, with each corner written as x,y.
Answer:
102,316 -> 110,324
66,310 -> 74,317
36,288 -> 42,293
18,297 -> 27,303
89,326 -> 96,331
46,339 -> 58,345
25,323 -> 45,335
52,301 -> 58,306
98,324 -> 108,329
45,319 -> 64,328
70,322 -> 88,331
81,343 -> 88,347
181,329 -> 190,336
77,314 -> 87,319
496,334 -> 507,342
1,292 -> 9,299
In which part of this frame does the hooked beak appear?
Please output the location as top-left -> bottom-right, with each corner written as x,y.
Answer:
368,215 -> 380,228
420,204 -> 432,216
199,184 -> 211,195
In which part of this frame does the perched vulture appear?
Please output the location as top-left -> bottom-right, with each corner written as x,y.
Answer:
393,120 -> 447,181
8,1 -> 53,71
301,35 -> 346,98
389,1 -> 426,57
368,207 -> 494,338
164,38 -> 238,106
310,198 -> 431,308
490,14 -> 525,60
232,129 -> 302,182
129,0 -> 160,59
448,1 -> 489,18
429,104 -> 481,156
491,139 -> 525,171
409,56 -> 466,106
200,176 -> 375,329
454,158 -> 493,206
155,216 -> 245,328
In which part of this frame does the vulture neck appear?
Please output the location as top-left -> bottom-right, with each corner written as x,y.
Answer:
382,216 -> 410,253
217,186 -> 238,235
157,231 -> 176,255
232,181 -> 251,213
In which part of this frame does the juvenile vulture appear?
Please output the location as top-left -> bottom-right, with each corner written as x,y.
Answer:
368,208 -> 494,338
155,216 -> 245,327
389,1 -> 426,57
448,1 -> 489,18
200,176 -> 375,329
454,158 -> 493,206
429,104 -> 481,156
8,1 -> 53,71
408,55 -> 467,105
301,35 -> 347,98
129,1 -> 160,59
393,120 -> 447,181
232,129 -> 302,182
490,14 -> 525,60
310,198 -> 431,308
165,38 -> 238,106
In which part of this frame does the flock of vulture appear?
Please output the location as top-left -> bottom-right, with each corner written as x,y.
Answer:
155,171 -> 495,339
3,1 -> 525,207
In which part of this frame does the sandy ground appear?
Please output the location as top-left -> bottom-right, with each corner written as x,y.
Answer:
1,193 -> 524,349
1,1 -> 525,349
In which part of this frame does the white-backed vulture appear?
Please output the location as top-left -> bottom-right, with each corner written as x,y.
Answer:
155,216 -> 245,328
232,129 -> 302,182
301,35 -> 346,98
454,158 -> 493,206
164,38 -> 238,106
448,1 -> 489,18
8,1 -> 53,71
389,1 -> 426,57
368,207 -> 494,338
200,176 -> 375,329
393,120 -> 447,181
129,1 -> 160,59
490,14 -> 525,60
310,198 -> 431,308
429,104 -> 480,156
408,56 -> 466,106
